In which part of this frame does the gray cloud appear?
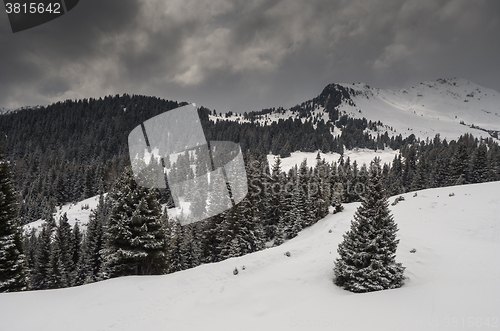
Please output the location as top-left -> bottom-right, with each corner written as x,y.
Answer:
0,0 -> 499,112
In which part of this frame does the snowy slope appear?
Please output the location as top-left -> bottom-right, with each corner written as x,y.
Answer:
339,78 -> 500,141
267,149 -> 399,172
3,182 -> 500,331
23,194 -> 104,233
212,78 -> 500,142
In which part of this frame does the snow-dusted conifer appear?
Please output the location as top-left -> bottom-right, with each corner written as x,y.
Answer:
102,167 -> 167,278
82,194 -> 106,283
166,217 -> 183,273
70,223 -> 85,286
31,220 -> 53,290
334,158 -> 405,293
49,213 -> 73,289
470,143 -> 489,184
0,146 -> 28,292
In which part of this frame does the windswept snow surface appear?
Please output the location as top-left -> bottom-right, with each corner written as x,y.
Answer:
3,182 -> 500,331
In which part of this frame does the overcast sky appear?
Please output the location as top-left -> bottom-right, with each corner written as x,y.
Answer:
1,0 -> 499,113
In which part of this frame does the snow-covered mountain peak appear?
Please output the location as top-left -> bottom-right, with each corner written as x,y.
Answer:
334,77 -> 500,141
206,77 -> 500,142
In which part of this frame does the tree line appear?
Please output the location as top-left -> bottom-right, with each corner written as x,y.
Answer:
0,92 -> 409,225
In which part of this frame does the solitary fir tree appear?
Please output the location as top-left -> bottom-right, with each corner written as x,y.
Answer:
0,143 -> 28,292
333,158 -> 405,293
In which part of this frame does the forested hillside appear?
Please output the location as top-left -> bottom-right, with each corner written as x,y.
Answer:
1,89 -> 500,292
0,92 -> 392,224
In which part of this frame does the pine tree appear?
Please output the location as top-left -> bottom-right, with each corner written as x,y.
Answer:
166,217 -> 183,273
82,194 -> 106,283
266,156 -> 284,240
449,141 -> 470,185
32,220 -> 53,290
23,228 -> 38,279
0,143 -> 28,292
179,223 -> 201,269
411,153 -> 428,191
334,158 -> 405,293
102,167 -> 167,278
48,213 -> 73,289
273,214 -> 286,246
469,143 -> 489,184
232,198 -> 264,256
70,223 -> 85,286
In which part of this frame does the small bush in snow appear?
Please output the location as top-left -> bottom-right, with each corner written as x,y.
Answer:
391,196 -> 405,206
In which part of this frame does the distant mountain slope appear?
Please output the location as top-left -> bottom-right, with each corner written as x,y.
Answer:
339,77 -> 500,141
2,181 -> 499,331
215,77 -> 500,142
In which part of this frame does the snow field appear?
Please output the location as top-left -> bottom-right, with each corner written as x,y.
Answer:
214,78 -> 500,143
339,78 -> 500,142
267,149 -> 399,172
3,181 -> 500,330
23,194 -> 104,233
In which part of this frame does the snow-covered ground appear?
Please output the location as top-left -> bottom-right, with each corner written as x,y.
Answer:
338,78 -> 500,142
267,149 -> 399,172
3,181 -> 500,331
23,194 -> 104,233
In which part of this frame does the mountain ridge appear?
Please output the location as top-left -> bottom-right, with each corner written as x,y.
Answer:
215,77 -> 500,142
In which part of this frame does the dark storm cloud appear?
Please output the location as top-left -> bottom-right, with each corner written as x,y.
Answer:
0,0 -> 141,106
0,0 -> 499,112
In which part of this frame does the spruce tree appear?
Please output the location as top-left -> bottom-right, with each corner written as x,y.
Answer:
32,220 -> 53,290
102,167 -> 167,278
22,230 -> 35,278
0,144 -> 28,292
449,141 -> 470,185
334,158 -> 405,293
70,223 -> 85,286
48,213 -> 73,289
82,194 -> 106,283
166,216 -> 183,273
470,143 -> 489,184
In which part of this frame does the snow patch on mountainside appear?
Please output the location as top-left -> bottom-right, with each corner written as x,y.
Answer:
267,149 -> 399,172
5,182 -> 500,331
23,194 -> 104,233
209,104 -> 329,129
211,78 -> 500,142
338,78 -> 500,141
